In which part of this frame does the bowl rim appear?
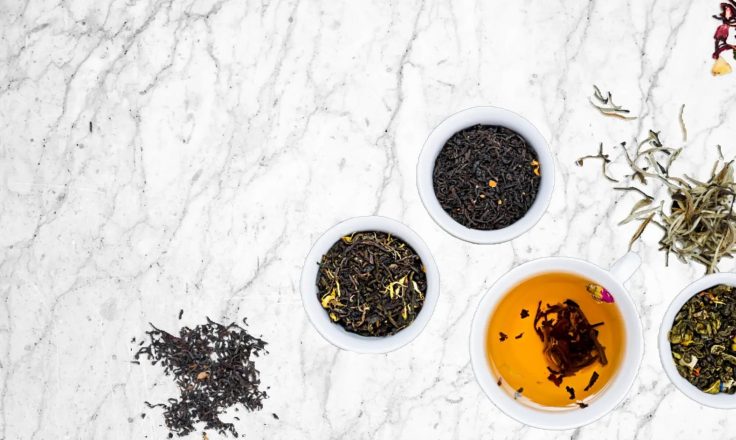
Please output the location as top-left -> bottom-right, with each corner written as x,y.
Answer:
469,257 -> 644,430
416,106 -> 555,244
300,215 -> 440,353
658,272 -> 736,409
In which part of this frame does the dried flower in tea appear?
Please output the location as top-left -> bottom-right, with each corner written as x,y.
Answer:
669,284 -> 736,394
432,125 -> 541,230
134,318 -> 268,437
316,231 -> 426,336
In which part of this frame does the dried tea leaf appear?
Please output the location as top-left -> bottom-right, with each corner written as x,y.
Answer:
534,300 -> 607,378
669,284 -> 736,395
629,213 -> 654,250
589,85 -> 637,120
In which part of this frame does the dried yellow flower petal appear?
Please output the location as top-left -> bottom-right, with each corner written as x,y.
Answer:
712,57 -> 732,76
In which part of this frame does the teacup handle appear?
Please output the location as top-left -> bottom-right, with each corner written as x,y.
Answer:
609,252 -> 641,283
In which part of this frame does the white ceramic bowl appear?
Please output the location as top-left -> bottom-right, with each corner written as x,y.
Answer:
416,106 -> 555,244
469,253 -> 644,429
658,273 -> 736,409
300,216 -> 440,353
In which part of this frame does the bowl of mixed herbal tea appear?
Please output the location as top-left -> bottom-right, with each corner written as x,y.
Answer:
416,106 -> 555,244
300,216 -> 440,353
659,273 -> 736,408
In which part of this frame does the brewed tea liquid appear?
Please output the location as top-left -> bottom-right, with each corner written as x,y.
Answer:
486,272 -> 625,407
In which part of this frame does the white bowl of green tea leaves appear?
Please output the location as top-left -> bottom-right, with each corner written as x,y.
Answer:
659,273 -> 736,408
300,216 -> 440,353
417,106 -> 555,244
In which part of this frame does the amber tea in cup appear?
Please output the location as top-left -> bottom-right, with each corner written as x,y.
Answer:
486,272 -> 625,407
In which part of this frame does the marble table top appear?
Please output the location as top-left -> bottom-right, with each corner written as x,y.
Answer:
2,0 -> 736,438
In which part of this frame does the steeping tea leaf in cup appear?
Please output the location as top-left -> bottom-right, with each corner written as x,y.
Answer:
316,231 -> 427,337
487,272 -> 623,407
432,125 -> 541,230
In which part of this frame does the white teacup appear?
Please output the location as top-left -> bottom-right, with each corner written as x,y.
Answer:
469,253 -> 644,429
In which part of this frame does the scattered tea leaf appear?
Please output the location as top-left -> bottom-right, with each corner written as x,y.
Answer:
576,143 -> 619,183
584,371 -> 600,392
134,317 -> 268,438
589,85 -> 637,120
520,309 -> 530,319
577,402 -> 589,409
566,386 -> 576,400
515,332 -> 524,340
679,104 -> 687,142
628,212 -> 654,250
499,332 -> 509,342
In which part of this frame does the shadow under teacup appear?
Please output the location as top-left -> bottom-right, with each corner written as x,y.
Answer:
469,253 -> 644,429
659,272 -> 736,409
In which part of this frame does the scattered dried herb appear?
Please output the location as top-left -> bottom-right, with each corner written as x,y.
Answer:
134,318 -> 268,438
565,386 -> 576,400
515,332 -> 524,339
584,371 -> 600,392
497,377 -> 503,386
534,300 -> 607,384
432,124 -> 541,230
669,284 -> 736,394
577,402 -> 589,409
499,332 -> 509,342
589,85 -> 636,120
317,231 -> 426,336
679,104 -> 688,142
520,309 -> 530,319
581,89 -> 736,273
575,143 -> 619,183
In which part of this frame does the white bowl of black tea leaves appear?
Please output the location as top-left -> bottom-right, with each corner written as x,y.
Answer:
659,273 -> 736,408
300,216 -> 440,353
417,106 -> 554,244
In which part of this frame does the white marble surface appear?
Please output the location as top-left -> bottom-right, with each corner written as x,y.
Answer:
3,1 -> 736,439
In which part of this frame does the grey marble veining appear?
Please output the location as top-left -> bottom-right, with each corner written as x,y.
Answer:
2,0 -> 736,438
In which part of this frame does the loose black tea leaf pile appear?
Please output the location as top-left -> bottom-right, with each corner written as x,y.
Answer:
534,300 -> 607,385
432,125 -> 541,230
669,284 -> 736,394
134,318 -> 268,437
317,231 -> 426,336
